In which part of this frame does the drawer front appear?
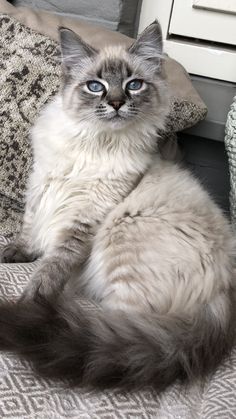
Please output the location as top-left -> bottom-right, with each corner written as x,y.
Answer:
193,0 -> 236,15
169,0 -> 236,45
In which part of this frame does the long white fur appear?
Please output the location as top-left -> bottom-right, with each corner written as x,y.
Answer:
26,93 -> 160,254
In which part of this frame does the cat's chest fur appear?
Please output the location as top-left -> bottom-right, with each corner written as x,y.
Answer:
27,96 -> 153,253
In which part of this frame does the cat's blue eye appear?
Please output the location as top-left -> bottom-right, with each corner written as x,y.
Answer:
126,79 -> 143,91
87,81 -> 105,93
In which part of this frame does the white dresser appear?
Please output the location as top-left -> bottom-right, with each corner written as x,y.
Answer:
139,0 -> 236,83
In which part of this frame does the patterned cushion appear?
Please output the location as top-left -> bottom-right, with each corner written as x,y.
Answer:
0,15 -> 60,205
0,235 -> 236,418
0,194 -> 23,239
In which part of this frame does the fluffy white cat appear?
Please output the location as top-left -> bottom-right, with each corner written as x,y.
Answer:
0,21 -> 235,390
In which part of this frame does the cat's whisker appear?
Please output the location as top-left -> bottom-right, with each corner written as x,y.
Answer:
128,109 -> 138,113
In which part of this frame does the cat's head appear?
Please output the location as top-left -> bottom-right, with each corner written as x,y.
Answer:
59,22 -> 169,132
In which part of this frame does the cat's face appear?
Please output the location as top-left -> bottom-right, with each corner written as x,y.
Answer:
59,22 -> 168,131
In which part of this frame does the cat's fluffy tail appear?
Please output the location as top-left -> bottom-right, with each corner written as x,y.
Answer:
0,292 -> 234,389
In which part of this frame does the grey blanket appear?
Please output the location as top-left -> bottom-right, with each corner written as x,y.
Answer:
0,234 -> 236,418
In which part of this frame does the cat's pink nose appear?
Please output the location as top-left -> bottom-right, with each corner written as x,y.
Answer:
109,100 -> 125,111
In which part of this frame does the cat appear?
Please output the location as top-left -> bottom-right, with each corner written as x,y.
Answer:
0,21 -> 235,390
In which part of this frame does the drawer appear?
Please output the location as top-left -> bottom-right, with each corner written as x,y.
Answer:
193,0 -> 236,15
169,0 -> 236,45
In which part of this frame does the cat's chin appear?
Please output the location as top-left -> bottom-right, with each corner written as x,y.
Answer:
109,119 -> 128,130
101,116 -> 132,131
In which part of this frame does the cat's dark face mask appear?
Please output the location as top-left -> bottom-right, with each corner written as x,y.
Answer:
59,22 -> 168,131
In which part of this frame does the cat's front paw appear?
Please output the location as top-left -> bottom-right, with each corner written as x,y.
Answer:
0,243 -> 35,263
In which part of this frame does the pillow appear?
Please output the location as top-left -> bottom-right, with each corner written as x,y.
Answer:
0,3 -> 207,207
0,194 -> 23,238
12,0 -> 142,37
0,15 -> 60,204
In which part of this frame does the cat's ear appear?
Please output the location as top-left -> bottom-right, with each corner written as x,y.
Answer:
59,27 -> 97,70
128,21 -> 163,70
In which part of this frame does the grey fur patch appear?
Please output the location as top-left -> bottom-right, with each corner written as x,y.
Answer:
59,27 -> 97,70
0,242 -> 37,263
129,20 -> 163,73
